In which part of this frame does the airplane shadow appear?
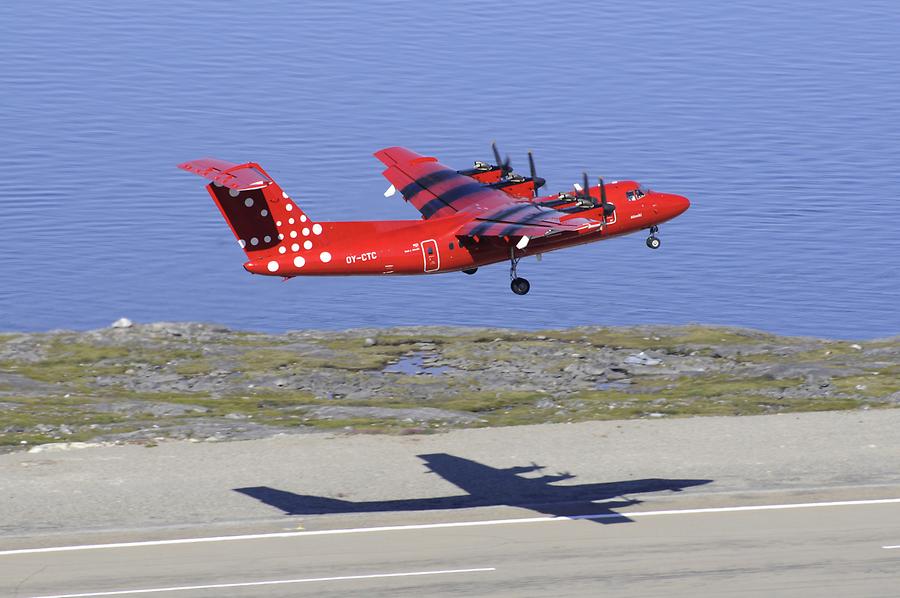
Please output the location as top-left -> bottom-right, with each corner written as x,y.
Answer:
235,453 -> 712,524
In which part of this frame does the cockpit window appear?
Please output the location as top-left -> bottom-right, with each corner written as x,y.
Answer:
627,184 -> 652,201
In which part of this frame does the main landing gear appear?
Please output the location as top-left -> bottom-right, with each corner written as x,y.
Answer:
462,267 -> 478,275
646,225 -> 661,249
509,248 -> 530,295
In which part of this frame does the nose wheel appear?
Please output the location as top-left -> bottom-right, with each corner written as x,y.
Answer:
646,225 -> 661,249
509,248 -> 530,295
511,277 -> 530,295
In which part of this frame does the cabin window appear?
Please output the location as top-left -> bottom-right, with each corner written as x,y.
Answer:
427,247 -> 434,255
626,190 -> 636,201
449,242 -> 455,250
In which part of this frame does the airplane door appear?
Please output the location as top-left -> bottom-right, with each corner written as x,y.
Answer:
421,239 -> 440,272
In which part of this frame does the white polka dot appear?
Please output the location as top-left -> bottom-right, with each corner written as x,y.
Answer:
264,235 -> 271,243
260,209 -> 268,217
229,188 -> 239,197
213,181 -> 223,187
244,198 -> 254,207
286,203 -> 293,211
288,218 -> 295,225
303,240 -> 312,250
312,223 -> 323,235
278,233 -> 284,240
302,227 -> 309,236
320,251 -> 332,263
282,191 -> 289,199
300,215 -> 307,222
267,260 -> 279,272
250,237 -> 258,246
291,243 -> 300,252
238,239 -> 246,248
293,256 -> 305,268
276,221 -> 282,227
290,230 -> 297,238
278,246 -> 286,254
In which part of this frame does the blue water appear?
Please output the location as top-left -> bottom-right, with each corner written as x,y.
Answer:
1,0 -> 898,338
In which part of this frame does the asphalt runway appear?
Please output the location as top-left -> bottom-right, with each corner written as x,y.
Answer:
3,492 -> 900,597
4,410 -> 900,596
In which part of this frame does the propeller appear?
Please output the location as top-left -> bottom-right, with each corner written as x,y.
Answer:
527,151 -> 546,197
580,172 -> 593,206
598,177 -> 615,217
491,141 -> 512,175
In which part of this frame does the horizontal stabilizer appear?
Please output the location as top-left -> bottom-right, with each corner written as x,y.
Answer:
178,158 -> 274,190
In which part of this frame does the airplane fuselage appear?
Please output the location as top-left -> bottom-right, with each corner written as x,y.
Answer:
243,182 -> 689,277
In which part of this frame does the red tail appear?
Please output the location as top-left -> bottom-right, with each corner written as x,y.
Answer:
179,159 -> 322,271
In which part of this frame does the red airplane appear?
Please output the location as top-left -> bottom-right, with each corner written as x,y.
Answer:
179,144 -> 690,295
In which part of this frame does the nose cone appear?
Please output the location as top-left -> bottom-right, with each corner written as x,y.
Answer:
660,193 -> 690,219
673,194 -> 690,215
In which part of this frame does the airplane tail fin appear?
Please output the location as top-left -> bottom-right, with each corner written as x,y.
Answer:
179,158 -> 325,274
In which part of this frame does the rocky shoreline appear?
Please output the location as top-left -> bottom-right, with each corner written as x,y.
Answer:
0,321 -> 897,451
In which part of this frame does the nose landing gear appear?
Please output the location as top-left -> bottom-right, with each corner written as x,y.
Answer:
511,277 -> 530,295
509,247 -> 530,295
646,225 -> 661,249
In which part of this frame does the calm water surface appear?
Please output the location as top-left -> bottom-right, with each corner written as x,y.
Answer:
1,0 -> 898,338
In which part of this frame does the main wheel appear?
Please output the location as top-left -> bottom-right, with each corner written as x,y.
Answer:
646,236 -> 661,249
510,277 -> 530,295
462,268 -> 478,275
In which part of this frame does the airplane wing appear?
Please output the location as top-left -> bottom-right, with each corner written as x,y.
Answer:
374,146 -> 603,240
455,202 -> 603,239
374,146 -> 521,219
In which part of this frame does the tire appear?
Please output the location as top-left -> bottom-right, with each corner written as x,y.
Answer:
646,236 -> 661,249
462,268 -> 478,275
510,277 -> 530,295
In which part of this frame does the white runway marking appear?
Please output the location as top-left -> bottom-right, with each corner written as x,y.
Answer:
3,497 -> 900,557
883,545 -> 900,549
26,567 -> 496,598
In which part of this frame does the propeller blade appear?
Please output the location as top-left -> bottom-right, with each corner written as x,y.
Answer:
599,177 -> 615,217
527,151 -> 545,197
582,172 -> 590,202
491,141 -> 511,174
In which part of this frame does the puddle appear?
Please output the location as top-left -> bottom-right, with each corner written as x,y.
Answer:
383,353 -> 451,376
595,380 -> 631,391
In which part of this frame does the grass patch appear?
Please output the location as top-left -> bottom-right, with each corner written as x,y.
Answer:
631,374 -> 804,399
539,325 -> 794,354
1,340 -> 202,385
441,391 -> 543,413
239,343 -> 409,373
830,371 -> 900,397
172,359 -> 216,376
0,395 -> 137,446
